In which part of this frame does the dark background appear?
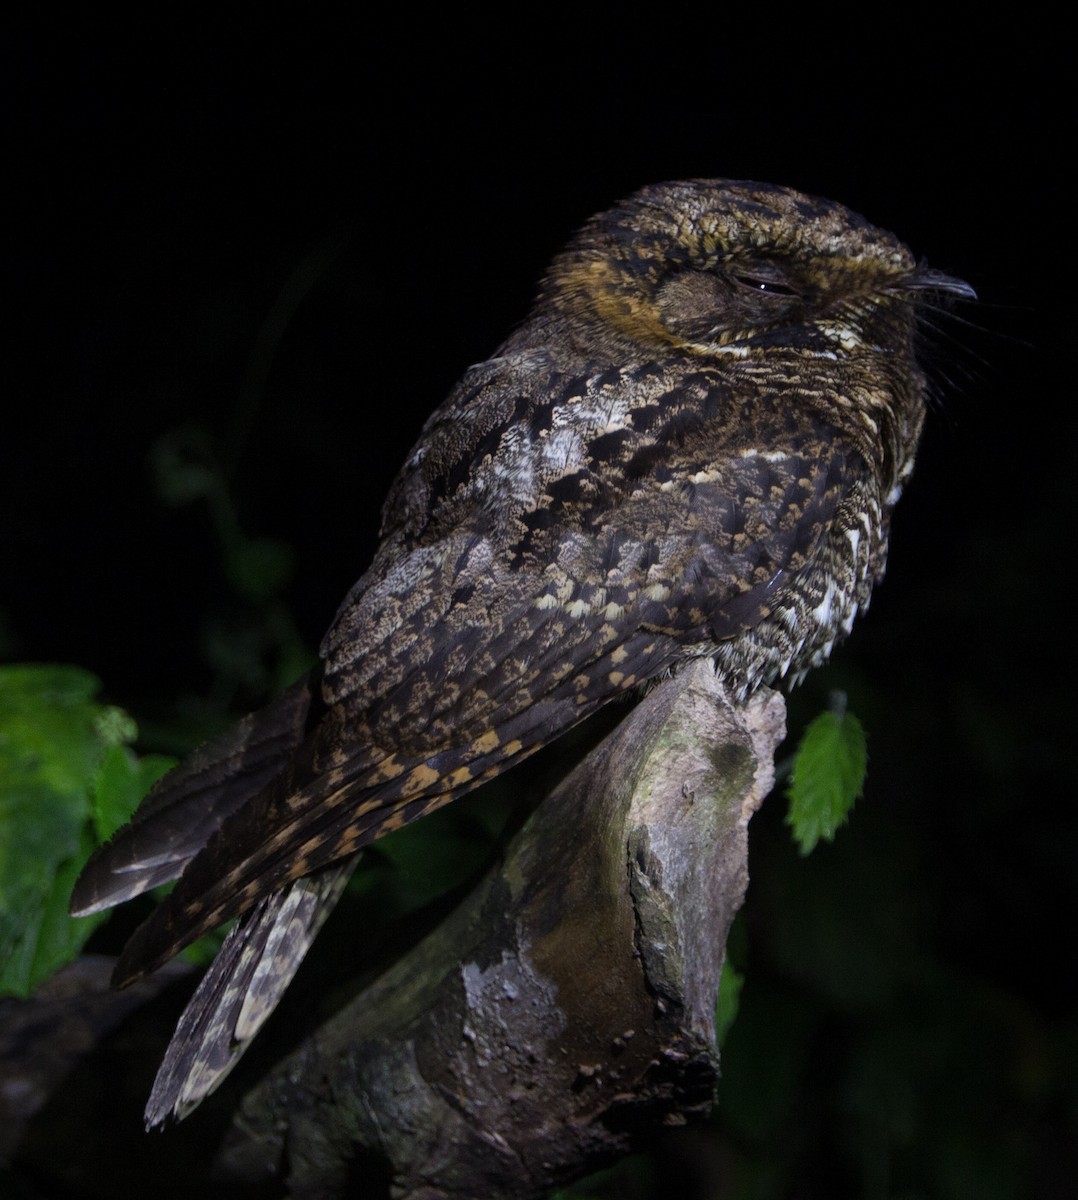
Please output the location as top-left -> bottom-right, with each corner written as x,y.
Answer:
3,11 -> 1073,1199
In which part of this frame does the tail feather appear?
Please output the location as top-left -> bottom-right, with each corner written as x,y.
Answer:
144,857 -> 355,1127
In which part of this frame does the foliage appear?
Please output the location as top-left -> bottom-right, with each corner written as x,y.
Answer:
150,423 -> 315,708
0,665 -> 174,996
785,697 -> 867,855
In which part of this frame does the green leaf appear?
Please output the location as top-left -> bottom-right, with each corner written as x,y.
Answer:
93,743 -> 174,844
715,956 -> 744,1046
0,664 -> 174,996
785,702 -> 867,855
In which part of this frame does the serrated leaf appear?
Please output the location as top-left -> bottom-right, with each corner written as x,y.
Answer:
93,744 -> 175,843
93,705 -> 139,748
785,707 -> 867,855
0,664 -> 173,995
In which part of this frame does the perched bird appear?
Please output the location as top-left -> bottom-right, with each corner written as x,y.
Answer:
70,180 -> 973,1125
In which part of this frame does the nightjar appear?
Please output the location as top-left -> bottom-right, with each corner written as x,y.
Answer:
70,179 -> 973,1125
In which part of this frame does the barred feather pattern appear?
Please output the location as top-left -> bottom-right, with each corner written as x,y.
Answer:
144,862 -> 353,1126
70,179 -> 973,1124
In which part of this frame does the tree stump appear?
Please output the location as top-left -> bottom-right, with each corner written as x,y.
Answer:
215,662 -> 785,1198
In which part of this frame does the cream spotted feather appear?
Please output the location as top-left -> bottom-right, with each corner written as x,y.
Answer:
70,180 -> 973,1124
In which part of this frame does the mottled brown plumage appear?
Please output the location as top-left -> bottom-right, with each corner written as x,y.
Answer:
70,180 -> 972,1124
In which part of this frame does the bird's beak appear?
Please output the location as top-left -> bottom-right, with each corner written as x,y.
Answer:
906,267 -> 977,300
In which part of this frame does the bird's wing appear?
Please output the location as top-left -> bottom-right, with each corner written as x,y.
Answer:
110,438 -> 857,987
69,675 -> 318,915
112,609 -> 680,986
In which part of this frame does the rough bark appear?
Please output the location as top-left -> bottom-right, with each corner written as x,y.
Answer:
214,663 -> 785,1198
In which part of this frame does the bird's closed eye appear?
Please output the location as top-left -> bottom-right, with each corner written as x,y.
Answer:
730,267 -> 800,298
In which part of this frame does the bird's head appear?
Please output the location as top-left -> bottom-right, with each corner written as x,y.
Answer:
542,179 -> 972,365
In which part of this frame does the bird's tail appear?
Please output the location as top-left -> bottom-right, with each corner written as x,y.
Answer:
144,857 -> 355,1127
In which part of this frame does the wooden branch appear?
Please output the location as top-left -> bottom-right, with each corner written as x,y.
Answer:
215,664 -> 785,1199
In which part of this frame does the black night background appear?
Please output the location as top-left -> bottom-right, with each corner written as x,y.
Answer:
2,12 -> 1073,1199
